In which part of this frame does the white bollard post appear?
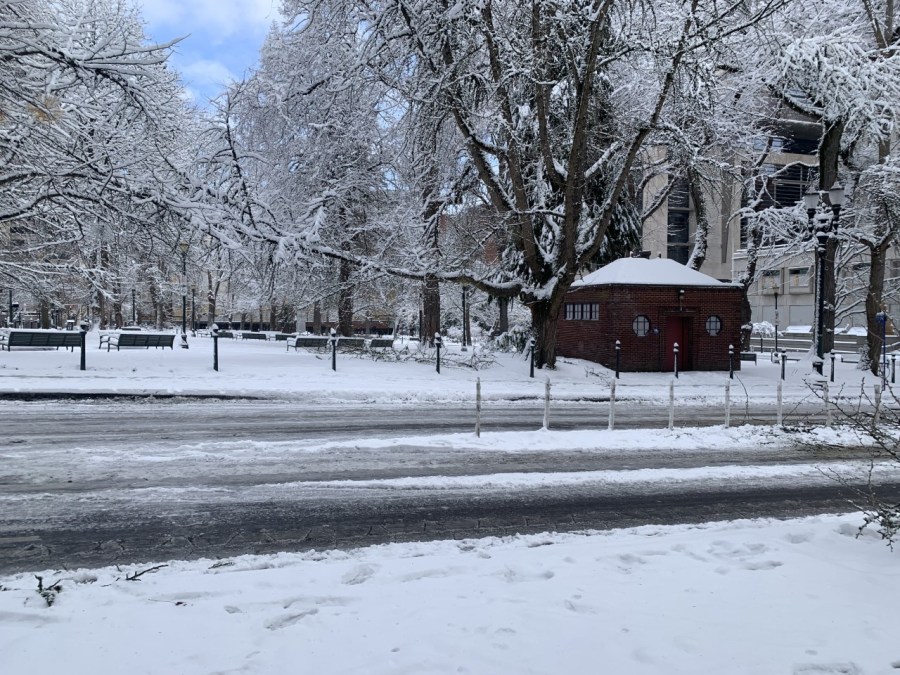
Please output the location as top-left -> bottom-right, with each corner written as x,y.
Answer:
668,379 -> 675,430
777,380 -> 783,427
608,379 -> 616,431
824,381 -> 831,427
543,376 -> 551,430
874,383 -> 882,428
475,377 -> 482,438
724,380 -> 731,428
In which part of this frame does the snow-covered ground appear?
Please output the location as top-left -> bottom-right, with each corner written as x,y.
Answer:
2,337 -> 898,674
1,514 -> 897,675
0,332 -> 893,405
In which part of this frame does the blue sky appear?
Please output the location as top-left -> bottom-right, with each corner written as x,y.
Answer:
132,0 -> 282,105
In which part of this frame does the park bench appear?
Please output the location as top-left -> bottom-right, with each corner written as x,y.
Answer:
286,336 -> 331,351
286,336 -> 367,351
0,330 -> 81,351
241,332 -> 267,341
739,352 -> 757,364
369,338 -> 395,349
100,332 -> 176,351
274,333 -> 296,341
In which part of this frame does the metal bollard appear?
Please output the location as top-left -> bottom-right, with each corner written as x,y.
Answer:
829,352 -> 835,382
776,380 -> 783,426
475,377 -> 482,438
673,342 -> 679,379
667,379 -> 675,430
728,344 -> 734,380
543,376 -> 551,429
892,354 -> 896,385
780,352 -> 786,381
608,379 -> 616,431
724,380 -> 731,428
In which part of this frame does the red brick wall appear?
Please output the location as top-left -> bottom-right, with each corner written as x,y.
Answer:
557,284 -> 743,372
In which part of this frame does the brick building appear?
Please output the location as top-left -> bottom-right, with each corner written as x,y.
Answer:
557,257 -> 743,372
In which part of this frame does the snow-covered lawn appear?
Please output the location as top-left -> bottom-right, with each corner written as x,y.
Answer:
1,514 -> 897,675
0,333 -> 892,405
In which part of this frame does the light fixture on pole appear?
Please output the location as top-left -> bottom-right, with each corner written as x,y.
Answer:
802,182 -> 844,375
178,241 -> 189,349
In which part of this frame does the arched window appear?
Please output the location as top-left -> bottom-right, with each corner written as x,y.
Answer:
633,315 -> 650,337
706,315 -> 722,336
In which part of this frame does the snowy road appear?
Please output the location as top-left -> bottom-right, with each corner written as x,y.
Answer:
0,397 -> 864,447
1,399 -> 896,574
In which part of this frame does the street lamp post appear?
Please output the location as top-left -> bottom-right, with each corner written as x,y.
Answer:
773,289 -> 779,353
131,288 -> 136,325
191,286 -> 196,333
178,242 -> 189,349
802,183 -> 844,375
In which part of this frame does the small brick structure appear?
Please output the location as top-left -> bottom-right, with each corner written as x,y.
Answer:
557,258 -> 743,372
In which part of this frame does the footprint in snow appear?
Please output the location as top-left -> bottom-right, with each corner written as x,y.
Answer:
793,663 -> 862,674
341,564 -> 378,585
265,608 -> 319,630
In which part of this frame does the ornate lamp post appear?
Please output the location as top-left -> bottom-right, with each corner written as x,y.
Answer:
802,182 -> 844,374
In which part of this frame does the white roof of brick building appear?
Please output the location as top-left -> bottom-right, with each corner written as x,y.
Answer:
572,257 -> 734,288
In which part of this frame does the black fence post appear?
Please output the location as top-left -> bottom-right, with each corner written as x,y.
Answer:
728,344 -> 734,379
435,332 -> 442,374
212,325 -> 219,371
615,339 -> 621,379
330,328 -> 337,371
79,322 -> 87,371
527,338 -> 535,378
780,352 -> 786,381
830,352 -> 835,382
673,342 -> 679,379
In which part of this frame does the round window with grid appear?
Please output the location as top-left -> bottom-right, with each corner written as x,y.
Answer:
632,315 -> 650,337
706,315 -> 722,336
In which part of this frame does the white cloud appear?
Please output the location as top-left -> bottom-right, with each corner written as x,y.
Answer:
178,58 -> 237,96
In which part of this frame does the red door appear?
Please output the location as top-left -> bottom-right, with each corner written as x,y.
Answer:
664,317 -> 690,371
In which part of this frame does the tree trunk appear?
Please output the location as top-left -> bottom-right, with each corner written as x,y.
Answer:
313,301 -> 322,335
423,276 -> 440,347
686,168 -> 709,271
529,294 -> 566,368
338,258 -> 354,337
39,299 -> 50,329
498,297 -> 509,335
865,241 -> 889,375
206,273 -> 217,328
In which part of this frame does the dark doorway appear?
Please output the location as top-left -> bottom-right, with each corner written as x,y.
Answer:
664,316 -> 691,371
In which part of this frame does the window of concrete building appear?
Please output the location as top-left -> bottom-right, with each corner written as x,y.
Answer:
760,269 -> 781,294
667,179 -> 690,264
706,315 -> 722,336
740,162 -> 817,247
633,315 -> 650,336
788,267 -> 812,293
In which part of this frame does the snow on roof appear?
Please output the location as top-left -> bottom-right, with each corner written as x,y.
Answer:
572,257 -> 733,288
